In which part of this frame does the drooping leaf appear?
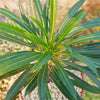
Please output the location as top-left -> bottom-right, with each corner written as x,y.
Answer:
25,71 -> 38,96
5,65 -> 33,100
63,61 -> 100,88
55,61 -> 77,100
50,68 -> 82,100
65,70 -> 100,94
0,51 -> 41,76
38,64 -> 48,100
67,52 -> 97,75
0,65 -> 28,80
32,51 -> 52,70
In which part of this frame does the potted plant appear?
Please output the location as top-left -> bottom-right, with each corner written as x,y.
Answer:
0,0 -> 100,100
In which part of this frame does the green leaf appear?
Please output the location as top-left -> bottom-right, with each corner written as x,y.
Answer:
72,42 -> 100,59
5,65 -> 33,100
0,32 -> 33,48
65,70 -> 100,94
38,64 -> 48,100
50,68 -> 81,100
30,17 -> 48,42
33,51 -> 52,70
64,45 -> 73,54
0,8 -> 35,34
67,52 -> 97,75
72,46 -> 100,55
26,33 -> 48,48
43,0 -> 50,33
50,0 -> 58,42
56,11 -> 85,44
26,0 -> 40,35
0,51 -> 41,76
55,0 -> 85,41
34,0 -> 45,26
0,22 -> 32,40
26,0 -> 36,18
66,31 -> 100,45
18,0 -> 30,24
55,10 -> 86,41
57,0 -> 85,30
63,61 -> 100,88
55,61 -> 77,100
0,65 -> 28,80
88,57 -> 100,67
25,71 -> 38,96
68,17 -> 100,37
46,85 -> 52,100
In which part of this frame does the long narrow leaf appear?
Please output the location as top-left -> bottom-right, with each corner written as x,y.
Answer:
63,61 -> 100,88
50,68 -> 81,100
25,71 -> 38,96
26,33 -> 48,48
0,51 -> 41,76
67,52 -> 97,75
38,64 -> 48,100
46,85 -> 52,100
0,32 -> 33,48
0,8 -> 35,34
18,0 -> 30,24
0,65 -> 28,80
65,70 -> 100,94
55,61 -> 77,100
55,10 -> 86,41
56,11 -> 85,44
43,0 -> 50,33
30,17 -> 48,42
68,17 -> 100,37
55,0 -> 85,40
50,0 -> 58,42
0,22 -> 31,40
57,0 -> 85,30
34,0 -> 45,26
32,51 -> 52,71
5,65 -> 33,100
66,31 -> 100,45
26,0 -> 36,18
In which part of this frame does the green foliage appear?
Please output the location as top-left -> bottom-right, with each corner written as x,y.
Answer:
0,0 -> 100,100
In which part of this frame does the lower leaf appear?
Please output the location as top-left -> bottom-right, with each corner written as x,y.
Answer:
38,64 -> 48,100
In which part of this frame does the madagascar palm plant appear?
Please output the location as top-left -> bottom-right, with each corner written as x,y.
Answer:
0,0 -> 100,100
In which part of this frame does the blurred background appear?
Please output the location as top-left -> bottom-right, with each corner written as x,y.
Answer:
0,0 -> 100,100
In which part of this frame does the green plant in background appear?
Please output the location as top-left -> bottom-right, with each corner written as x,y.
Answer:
0,0 -> 100,100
